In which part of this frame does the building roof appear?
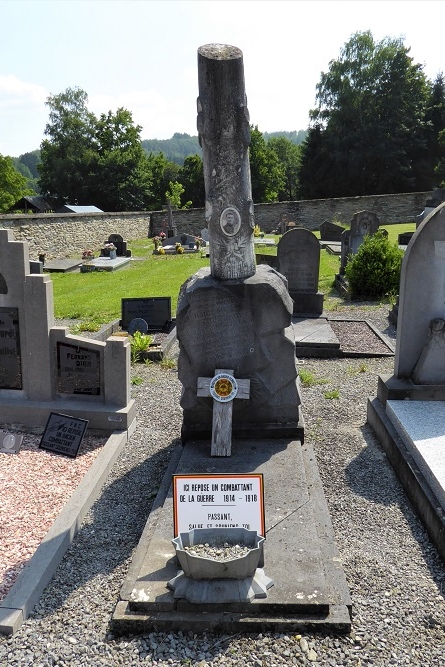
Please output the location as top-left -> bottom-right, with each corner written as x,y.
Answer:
10,196 -> 52,213
56,205 -> 104,213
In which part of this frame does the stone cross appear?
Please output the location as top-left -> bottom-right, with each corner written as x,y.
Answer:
197,368 -> 250,456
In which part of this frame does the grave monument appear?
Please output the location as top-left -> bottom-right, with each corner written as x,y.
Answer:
367,202 -> 445,564
177,43 -> 302,441
339,209 -> 380,275
0,229 -> 135,431
277,228 -> 324,315
113,43 -> 351,634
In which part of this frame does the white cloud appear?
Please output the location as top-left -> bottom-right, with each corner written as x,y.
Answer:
89,89 -> 197,140
0,75 -> 48,109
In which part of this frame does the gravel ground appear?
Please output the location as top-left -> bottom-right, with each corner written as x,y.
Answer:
1,303 -> 445,666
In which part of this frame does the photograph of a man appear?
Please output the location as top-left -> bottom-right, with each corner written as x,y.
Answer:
220,207 -> 241,236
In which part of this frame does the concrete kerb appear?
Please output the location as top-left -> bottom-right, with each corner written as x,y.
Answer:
0,422 -> 136,636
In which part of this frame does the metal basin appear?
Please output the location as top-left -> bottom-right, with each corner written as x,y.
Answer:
172,527 -> 264,580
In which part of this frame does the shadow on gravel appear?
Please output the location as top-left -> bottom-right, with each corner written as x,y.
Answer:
29,434 -> 295,624
345,423 -> 445,597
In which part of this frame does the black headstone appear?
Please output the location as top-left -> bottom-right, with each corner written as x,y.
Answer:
121,297 -> 172,331
0,307 -> 22,389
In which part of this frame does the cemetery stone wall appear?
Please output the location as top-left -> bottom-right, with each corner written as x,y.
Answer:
0,211 -> 150,261
0,191 -> 429,260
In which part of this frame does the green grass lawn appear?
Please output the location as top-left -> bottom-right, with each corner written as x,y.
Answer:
51,225 -> 412,328
51,239 -> 209,325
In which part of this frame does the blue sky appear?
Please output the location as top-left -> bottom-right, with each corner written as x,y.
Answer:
1,0 -> 444,157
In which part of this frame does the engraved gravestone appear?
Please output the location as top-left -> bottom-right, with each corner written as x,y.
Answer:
176,44 -> 303,442
277,228 -> 324,315
395,202 -> 445,380
39,412 -> 88,458
349,210 -> 380,255
121,297 -> 172,331
340,210 -> 379,274
57,342 -> 101,395
319,220 -> 344,242
339,228 -> 351,275
0,229 -> 135,430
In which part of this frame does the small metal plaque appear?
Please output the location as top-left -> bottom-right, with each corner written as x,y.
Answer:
0,432 -> 23,454
128,318 -> 149,335
39,412 -> 88,458
209,373 -> 238,403
0,307 -> 22,389
57,342 -> 100,395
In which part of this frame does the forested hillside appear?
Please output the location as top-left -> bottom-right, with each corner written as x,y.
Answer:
140,130 -> 307,164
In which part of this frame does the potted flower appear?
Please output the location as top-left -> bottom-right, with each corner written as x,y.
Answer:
175,242 -> 184,254
194,236 -> 204,250
102,242 -> 117,259
82,249 -> 94,262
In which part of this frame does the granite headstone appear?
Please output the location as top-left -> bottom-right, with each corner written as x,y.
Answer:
121,297 -> 172,331
277,228 -> 324,315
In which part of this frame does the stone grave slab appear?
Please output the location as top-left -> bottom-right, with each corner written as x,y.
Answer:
253,238 -> 276,246
293,317 -> 340,354
386,400 -> 445,512
43,259 -> 83,273
367,395 -> 445,565
81,256 -> 131,273
323,242 -> 341,255
112,438 -> 351,634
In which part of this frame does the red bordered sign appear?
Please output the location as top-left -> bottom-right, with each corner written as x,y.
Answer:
172,473 -> 265,537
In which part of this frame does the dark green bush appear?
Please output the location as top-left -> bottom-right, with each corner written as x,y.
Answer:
345,231 -> 403,299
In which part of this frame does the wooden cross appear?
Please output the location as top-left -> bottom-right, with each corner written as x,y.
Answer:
197,368 -> 250,457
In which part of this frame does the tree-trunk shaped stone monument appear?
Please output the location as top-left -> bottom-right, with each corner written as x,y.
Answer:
113,44 -> 351,633
176,44 -> 303,449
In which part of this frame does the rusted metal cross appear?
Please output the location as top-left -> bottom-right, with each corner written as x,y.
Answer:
197,368 -> 250,456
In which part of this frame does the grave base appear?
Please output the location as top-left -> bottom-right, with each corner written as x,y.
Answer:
0,398 -> 136,432
290,291 -> 324,316
112,438 -> 352,634
367,376 -> 445,566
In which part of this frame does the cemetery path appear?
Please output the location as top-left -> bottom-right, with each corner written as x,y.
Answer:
1,303 -> 445,666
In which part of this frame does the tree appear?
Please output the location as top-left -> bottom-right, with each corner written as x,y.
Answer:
299,32 -> 431,198
38,87 -> 96,206
87,108 -> 153,211
0,154 -> 33,212
18,150 -> 41,179
179,154 -> 205,208
249,126 -> 285,203
267,136 -> 302,200
145,152 -> 180,210
425,73 -> 445,186
165,181 -> 191,209
38,88 -> 155,210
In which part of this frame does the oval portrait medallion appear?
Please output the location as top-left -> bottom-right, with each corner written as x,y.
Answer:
220,207 -> 241,236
